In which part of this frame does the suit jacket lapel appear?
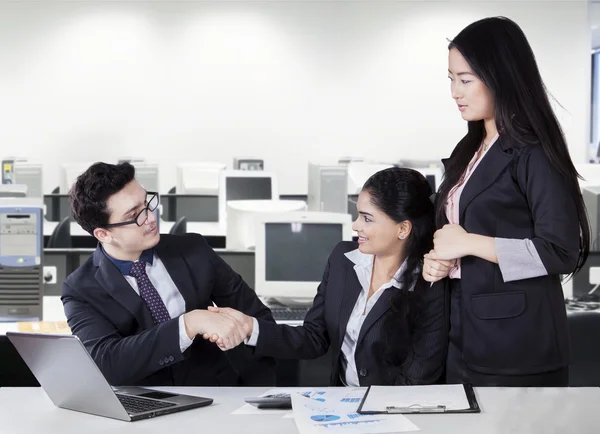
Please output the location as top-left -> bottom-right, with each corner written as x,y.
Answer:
356,289 -> 394,347
154,238 -> 198,310
337,271 -> 363,346
93,247 -> 154,329
458,138 -> 512,224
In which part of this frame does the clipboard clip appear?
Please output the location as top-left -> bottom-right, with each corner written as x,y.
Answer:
385,404 -> 447,413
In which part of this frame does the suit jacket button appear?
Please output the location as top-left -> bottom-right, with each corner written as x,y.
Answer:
169,356 -> 175,362
359,368 -> 368,377
164,357 -> 170,364
159,360 -> 164,366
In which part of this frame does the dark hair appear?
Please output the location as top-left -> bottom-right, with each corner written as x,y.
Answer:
70,162 -> 136,235
437,16 -> 589,276
362,167 -> 435,352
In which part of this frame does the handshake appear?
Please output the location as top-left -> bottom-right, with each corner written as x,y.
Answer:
183,306 -> 253,351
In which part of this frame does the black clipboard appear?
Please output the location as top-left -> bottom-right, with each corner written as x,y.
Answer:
357,384 -> 480,414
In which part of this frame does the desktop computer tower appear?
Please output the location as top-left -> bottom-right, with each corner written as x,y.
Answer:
0,202 -> 44,321
307,163 -> 348,214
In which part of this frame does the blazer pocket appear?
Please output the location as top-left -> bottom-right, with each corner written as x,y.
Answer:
471,291 -> 526,320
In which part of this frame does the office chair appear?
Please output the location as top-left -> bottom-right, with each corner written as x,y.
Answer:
47,216 -> 72,248
168,186 -> 176,194
567,311 -> 600,386
51,186 -> 59,194
169,216 -> 187,235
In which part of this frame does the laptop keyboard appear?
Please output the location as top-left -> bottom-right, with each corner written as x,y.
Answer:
270,307 -> 310,321
117,394 -> 177,414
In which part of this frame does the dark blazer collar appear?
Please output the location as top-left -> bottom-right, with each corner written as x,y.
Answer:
93,236 -> 198,329
457,135 -> 513,223
441,135 -> 514,224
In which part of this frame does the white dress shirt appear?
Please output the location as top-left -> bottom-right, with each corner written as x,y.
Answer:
340,249 -> 409,386
123,254 -> 194,353
246,248 -> 412,387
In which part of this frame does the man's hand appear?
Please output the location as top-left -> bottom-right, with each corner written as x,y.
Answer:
203,306 -> 254,350
183,309 -> 248,350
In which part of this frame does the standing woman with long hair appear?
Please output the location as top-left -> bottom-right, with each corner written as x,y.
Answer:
423,17 -> 590,386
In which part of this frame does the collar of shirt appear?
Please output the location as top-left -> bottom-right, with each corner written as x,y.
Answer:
102,248 -> 155,275
344,248 -> 409,291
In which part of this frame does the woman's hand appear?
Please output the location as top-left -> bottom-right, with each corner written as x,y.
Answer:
431,224 -> 471,260
423,250 -> 456,282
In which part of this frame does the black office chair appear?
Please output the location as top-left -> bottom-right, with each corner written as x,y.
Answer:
47,216 -> 72,248
169,216 -> 187,235
567,310 -> 600,386
168,186 -> 176,194
51,186 -> 59,194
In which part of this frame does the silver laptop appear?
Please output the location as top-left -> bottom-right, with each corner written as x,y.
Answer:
7,332 -> 213,421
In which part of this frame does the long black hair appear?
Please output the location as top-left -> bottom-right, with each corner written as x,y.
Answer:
362,167 -> 435,335
437,16 -> 590,276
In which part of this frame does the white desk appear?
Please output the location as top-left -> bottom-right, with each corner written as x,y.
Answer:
43,221 -> 226,237
0,386 -> 598,433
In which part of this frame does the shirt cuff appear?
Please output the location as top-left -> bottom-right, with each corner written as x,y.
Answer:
244,317 -> 259,347
495,238 -> 548,282
178,314 -> 194,353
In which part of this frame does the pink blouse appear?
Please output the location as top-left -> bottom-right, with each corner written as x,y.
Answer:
444,134 -> 499,279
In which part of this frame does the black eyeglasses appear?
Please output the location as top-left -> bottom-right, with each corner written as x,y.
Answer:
104,192 -> 159,228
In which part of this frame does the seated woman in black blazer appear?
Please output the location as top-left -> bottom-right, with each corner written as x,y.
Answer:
207,167 -> 448,386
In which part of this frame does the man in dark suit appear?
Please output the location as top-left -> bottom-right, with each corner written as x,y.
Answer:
61,162 -> 276,387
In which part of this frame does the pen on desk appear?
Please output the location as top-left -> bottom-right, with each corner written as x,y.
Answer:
386,405 -> 446,413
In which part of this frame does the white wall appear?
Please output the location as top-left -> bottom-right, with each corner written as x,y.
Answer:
0,0 -> 591,194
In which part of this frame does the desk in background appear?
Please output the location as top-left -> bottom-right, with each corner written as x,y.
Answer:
0,386 -> 598,433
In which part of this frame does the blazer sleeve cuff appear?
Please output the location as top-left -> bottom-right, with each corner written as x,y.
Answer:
495,237 -> 548,282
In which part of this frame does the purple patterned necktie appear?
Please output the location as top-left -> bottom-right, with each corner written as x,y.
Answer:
130,260 -> 171,325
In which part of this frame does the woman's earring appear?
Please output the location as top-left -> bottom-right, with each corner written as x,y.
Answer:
399,234 -> 406,240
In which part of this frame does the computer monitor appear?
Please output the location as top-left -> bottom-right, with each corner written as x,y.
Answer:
0,200 -> 44,320
226,200 -> 307,250
161,194 -> 219,222
215,249 -> 255,288
347,162 -> 394,194
583,186 -> 600,251
307,163 -> 348,214
233,157 -> 264,171
218,170 -> 278,222
133,162 -> 159,193
254,212 -> 353,305
13,163 -> 43,198
413,166 -> 443,192
60,164 -> 90,194
177,162 -> 226,195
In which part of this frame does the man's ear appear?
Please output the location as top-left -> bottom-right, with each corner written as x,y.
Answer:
93,227 -> 112,244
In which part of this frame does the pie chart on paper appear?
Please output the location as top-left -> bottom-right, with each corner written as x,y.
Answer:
311,415 -> 340,422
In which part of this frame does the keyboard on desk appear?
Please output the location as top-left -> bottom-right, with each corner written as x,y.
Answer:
117,394 -> 176,414
270,307 -> 310,321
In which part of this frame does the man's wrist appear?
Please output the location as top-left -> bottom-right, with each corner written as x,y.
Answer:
183,310 -> 203,339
